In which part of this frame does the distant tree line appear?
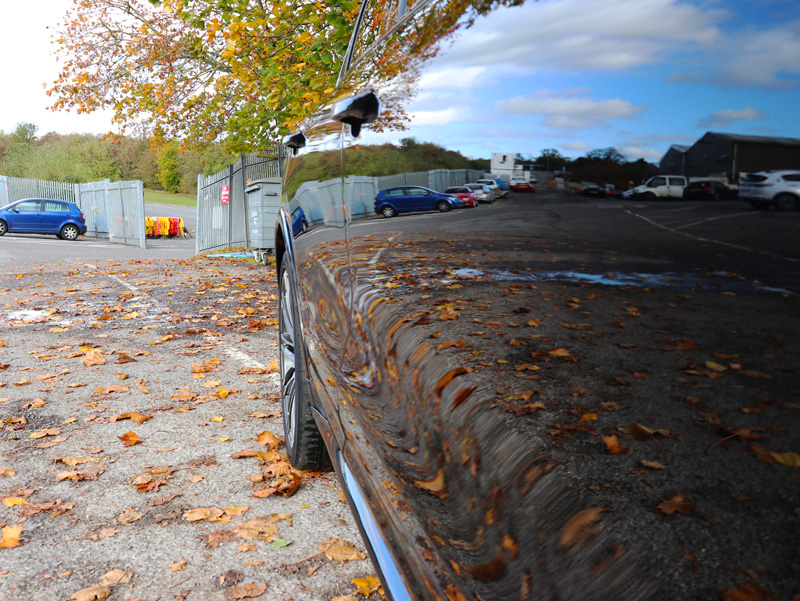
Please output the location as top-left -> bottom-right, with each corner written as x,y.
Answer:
520,147 -> 656,188
0,123 -> 236,195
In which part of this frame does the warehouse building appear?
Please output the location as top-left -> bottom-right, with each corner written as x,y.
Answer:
667,132 -> 800,183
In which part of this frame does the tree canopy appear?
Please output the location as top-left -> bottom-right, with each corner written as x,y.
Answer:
48,0 -> 358,152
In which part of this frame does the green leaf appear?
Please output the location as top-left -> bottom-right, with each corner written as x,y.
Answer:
271,538 -> 292,548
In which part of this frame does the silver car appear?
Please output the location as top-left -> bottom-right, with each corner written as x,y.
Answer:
464,182 -> 494,203
739,170 -> 800,210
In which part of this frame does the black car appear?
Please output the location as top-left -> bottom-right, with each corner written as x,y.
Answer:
273,1 -> 798,600
682,180 -> 737,200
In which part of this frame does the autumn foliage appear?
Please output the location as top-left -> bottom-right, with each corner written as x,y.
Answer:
48,0 -> 359,151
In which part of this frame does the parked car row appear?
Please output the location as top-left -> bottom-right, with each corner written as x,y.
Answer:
374,180 -> 518,217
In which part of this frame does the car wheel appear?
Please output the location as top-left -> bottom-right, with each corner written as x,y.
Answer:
381,205 -> 397,218
279,260 -> 331,471
60,224 -> 80,240
0,220 -> 7,236
643,192 -> 656,201
437,200 -> 452,212
774,193 -> 798,212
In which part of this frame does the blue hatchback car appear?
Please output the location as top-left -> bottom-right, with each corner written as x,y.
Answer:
374,185 -> 461,217
0,198 -> 87,240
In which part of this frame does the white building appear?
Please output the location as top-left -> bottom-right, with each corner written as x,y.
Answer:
490,153 -> 529,182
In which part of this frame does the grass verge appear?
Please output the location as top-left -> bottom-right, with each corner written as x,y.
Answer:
144,189 -> 197,207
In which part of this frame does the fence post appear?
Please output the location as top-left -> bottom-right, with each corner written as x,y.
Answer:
196,173 -> 203,255
227,165 -> 234,250
241,154 -> 250,250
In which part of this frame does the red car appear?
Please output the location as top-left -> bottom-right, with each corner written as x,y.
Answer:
512,181 -> 535,192
443,186 -> 478,207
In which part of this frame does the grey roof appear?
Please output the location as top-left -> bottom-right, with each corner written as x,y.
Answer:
700,131 -> 800,148
669,144 -> 690,152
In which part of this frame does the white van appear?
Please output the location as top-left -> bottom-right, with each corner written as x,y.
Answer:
634,175 -> 687,200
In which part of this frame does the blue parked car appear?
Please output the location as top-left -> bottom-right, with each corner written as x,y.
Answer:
374,185 -> 461,217
0,198 -> 87,240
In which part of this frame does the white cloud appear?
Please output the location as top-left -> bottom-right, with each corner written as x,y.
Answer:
561,142 -> 592,151
716,22 -> 800,89
410,107 -> 472,127
445,0 -> 722,73
496,90 -> 643,130
618,145 -> 663,160
698,107 -> 766,128
418,67 -> 488,90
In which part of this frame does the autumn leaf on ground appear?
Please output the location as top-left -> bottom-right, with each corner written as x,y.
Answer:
69,569 -> 131,601
720,582 -> 777,601
29,428 -> 61,439
548,348 -> 577,361
2,497 -> 28,508
0,467 -> 16,478
131,466 -> 176,492
256,431 -> 281,449
657,494 -> 694,516
603,435 -> 628,454
0,525 -> 23,548
640,460 -> 667,470
55,456 -> 100,467
81,350 -> 106,367
770,452 -> 800,468
253,473 -> 301,498
233,517 -> 279,541
118,507 -> 143,525
439,306 -> 459,320
316,538 -> 366,563
228,582 -> 267,600
352,576 -> 382,596
119,431 -> 143,446
112,412 -> 151,424
184,507 -> 228,523
622,423 -> 676,439
116,353 -> 136,364
169,560 -> 187,572
559,507 -> 605,549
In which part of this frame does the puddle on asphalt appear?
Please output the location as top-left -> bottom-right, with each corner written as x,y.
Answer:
4,309 -> 54,321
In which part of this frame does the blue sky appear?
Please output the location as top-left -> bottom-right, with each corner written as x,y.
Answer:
1,0 -> 798,163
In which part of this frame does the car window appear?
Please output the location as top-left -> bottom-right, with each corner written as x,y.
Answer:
15,200 -> 42,212
406,187 -> 427,195
782,173 -> 800,182
44,201 -> 70,213
668,177 -> 685,186
384,188 -> 405,197
650,177 -> 666,187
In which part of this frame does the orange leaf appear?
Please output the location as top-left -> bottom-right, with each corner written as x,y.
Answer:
559,507 -> 605,548
657,494 -> 694,516
0,525 -> 23,548
82,350 -> 106,367
316,538 -> 366,563
256,431 -> 281,449
118,431 -> 143,446
113,412 -> 151,424
602,435 -> 628,454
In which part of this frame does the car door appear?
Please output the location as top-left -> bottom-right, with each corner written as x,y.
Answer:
7,199 -> 43,231
280,106 -> 352,446
41,200 -> 70,233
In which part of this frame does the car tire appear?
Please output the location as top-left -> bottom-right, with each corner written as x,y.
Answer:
643,192 -> 656,201
0,220 -> 7,236
437,200 -> 452,212
60,224 -> 80,240
381,205 -> 397,218
774,193 -> 798,212
279,260 -> 331,471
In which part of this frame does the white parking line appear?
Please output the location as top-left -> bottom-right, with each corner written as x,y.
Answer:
88,266 -> 270,371
674,211 -> 755,231
626,210 -> 799,263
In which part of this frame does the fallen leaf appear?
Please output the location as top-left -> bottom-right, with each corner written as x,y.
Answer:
82,350 -> 106,367
55,457 -> 100,467
2,497 -> 28,508
352,576 -> 382,597
256,431 -> 281,450
119,431 -> 143,446
559,507 -> 605,548
0,467 -> 16,478
0,525 -> 23,548
640,460 -> 667,470
603,435 -> 628,454
657,494 -> 694,516
720,582 -> 777,601
316,538 -> 366,563
169,560 -> 187,572
112,412 -> 151,424
770,452 -> 800,468
228,582 -> 267,600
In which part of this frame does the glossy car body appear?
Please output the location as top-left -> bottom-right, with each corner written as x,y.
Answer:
511,181 -> 535,192
374,186 -> 461,217
271,2 -> 797,600
0,198 -> 87,240
443,186 -> 478,207
463,182 -> 494,203
578,185 -> 607,197
477,178 -> 505,199
682,180 -> 736,200
738,170 -> 800,210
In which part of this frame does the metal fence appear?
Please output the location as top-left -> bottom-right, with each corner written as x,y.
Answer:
76,180 -> 146,249
0,174 -> 146,248
0,176 -> 76,206
195,157 -> 485,254
195,149 -> 283,254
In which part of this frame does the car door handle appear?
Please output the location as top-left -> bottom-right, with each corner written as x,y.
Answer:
282,131 -> 307,155
332,89 -> 380,138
